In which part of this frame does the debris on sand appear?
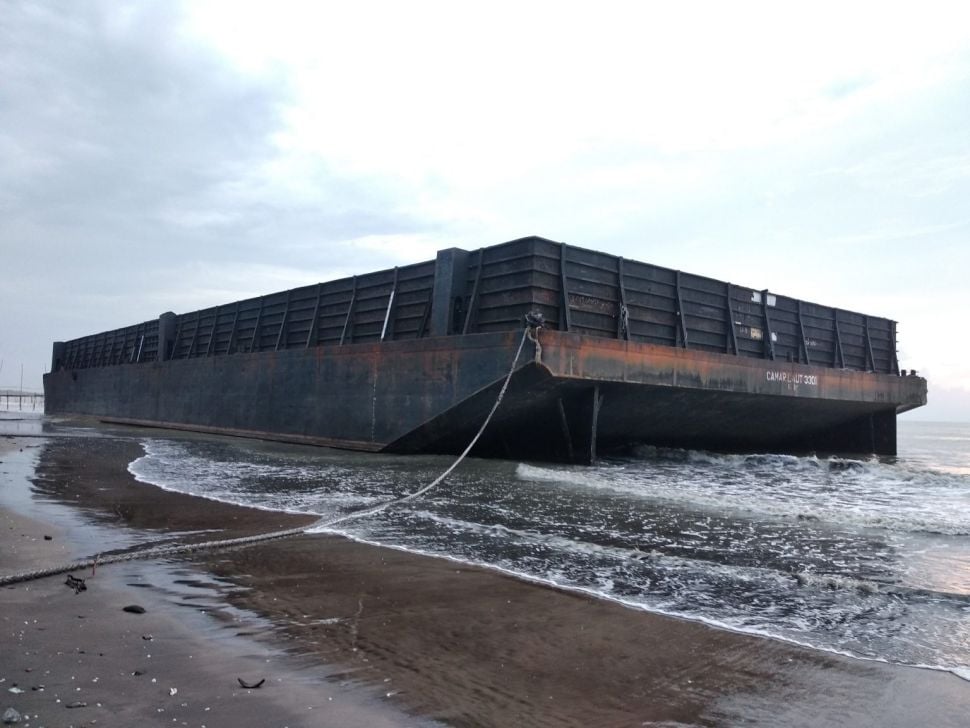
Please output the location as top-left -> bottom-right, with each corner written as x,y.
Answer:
64,575 -> 86,594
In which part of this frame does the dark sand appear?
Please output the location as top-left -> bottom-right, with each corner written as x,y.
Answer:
3,425 -> 970,727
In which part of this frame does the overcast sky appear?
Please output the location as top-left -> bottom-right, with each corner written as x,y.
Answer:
2,0 -> 969,420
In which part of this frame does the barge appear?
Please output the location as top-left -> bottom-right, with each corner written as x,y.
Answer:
44,236 -> 926,463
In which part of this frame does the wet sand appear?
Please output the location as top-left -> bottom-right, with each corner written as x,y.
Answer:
3,426 -> 970,726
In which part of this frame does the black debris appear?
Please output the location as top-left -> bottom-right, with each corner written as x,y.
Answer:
64,574 -> 86,594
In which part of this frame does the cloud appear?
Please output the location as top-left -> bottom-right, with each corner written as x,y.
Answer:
0,0 -> 432,386
2,1 -> 970,424
1,1 -> 434,274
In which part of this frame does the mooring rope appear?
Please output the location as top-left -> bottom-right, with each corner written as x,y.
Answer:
0,326 -> 535,588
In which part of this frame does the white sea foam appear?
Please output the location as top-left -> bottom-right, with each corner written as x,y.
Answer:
950,667 -> 970,682
515,454 -> 970,536
128,439 -> 386,517
126,423 -> 970,675
306,524 -> 970,682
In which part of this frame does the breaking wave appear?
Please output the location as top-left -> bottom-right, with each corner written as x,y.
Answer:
125,422 -> 970,678
515,448 -> 970,536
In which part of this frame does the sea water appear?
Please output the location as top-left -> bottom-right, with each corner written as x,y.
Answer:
127,420 -> 970,677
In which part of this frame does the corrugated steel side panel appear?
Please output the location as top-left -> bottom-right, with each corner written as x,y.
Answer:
54,237 -> 901,375
60,319 -> 159,370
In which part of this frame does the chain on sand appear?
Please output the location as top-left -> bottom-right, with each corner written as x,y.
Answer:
0,327 -> 534,588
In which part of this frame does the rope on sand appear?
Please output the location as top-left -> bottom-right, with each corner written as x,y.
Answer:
0,325 -> 536,588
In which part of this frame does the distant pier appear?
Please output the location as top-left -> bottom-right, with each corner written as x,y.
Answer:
0,390 -> 45,413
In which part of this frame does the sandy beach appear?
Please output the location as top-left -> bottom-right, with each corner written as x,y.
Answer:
3,423 -> 970,727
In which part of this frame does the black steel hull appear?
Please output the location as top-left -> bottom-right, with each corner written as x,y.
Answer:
44,329 -> 926,463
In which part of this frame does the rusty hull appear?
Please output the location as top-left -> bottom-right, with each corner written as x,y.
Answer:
538,329 -> 924,412
387,330 -> 926,462
46,331 -> 530,451
46,328 -> 925,464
